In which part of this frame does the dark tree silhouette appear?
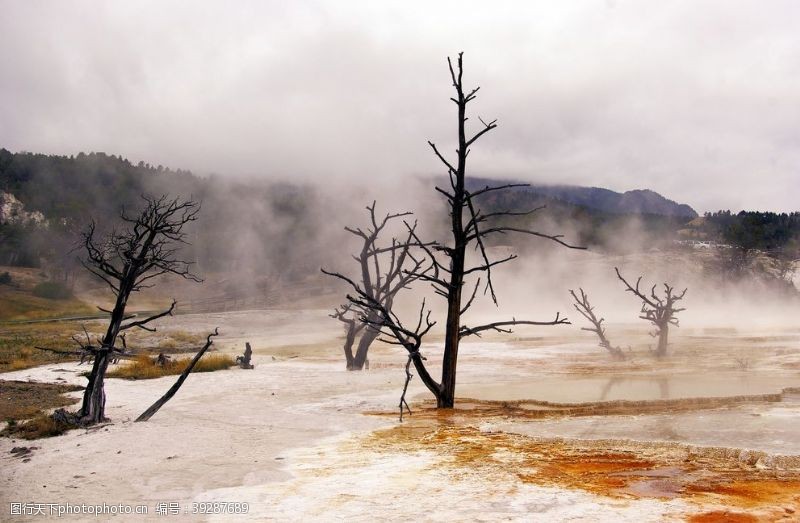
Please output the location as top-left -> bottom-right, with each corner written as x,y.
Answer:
569,288 -> 625,359
328,203 -> 423,370
615,267 -> 686,357
325,203 -> 430,370
328,53 -> 583,411
74,195 -> 202,424
330,303 -> 365,370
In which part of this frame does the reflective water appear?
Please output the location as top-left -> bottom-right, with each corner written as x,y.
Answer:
461,373 -> 800,403
498,394 -> 800,455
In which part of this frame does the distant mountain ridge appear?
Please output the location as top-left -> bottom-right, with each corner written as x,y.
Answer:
467,178 -> 698,218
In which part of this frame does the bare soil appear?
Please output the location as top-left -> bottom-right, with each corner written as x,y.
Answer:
0,380 -> 81,421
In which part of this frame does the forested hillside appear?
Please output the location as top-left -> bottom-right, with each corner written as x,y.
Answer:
0,149 -> 332,282
2,148 -> 796,283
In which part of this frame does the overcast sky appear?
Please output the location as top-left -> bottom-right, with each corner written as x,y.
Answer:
1,1 -> 798,212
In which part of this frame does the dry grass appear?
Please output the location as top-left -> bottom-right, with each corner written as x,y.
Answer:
0,287 -> 94,321
0,320 -> 204,373
0,267 -> 94,323
0,266 -> 98,371
0,380 -> 82,421
106,353 -> 235,380
155,330 -> 204,350
0,321 -> 97,372
2,414 -> 74,439
0,380 -> 83,440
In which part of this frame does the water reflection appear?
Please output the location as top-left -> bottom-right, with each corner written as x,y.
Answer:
464,374 -> 798,403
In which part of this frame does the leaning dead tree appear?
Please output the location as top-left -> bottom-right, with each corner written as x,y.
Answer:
328,53 -> 582,411
615,267 -> 687,357
569,288 -> 625,359
328,202 -> 424,370
65,196 -> 202,425
136,328 -> 219,422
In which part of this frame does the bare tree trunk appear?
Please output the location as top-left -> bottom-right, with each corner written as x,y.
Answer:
353,327 -> 379,370
440,274 -> 463,407
79,351 -> 110,423
79,290 -> 128,423
237,342 -> 253,369
343,323 -> 357,370
438,58 -> 469,409
136,329 -> 218,422
656,324 -> 669,357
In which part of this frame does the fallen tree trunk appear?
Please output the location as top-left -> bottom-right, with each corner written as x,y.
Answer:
135,328 -> 219,422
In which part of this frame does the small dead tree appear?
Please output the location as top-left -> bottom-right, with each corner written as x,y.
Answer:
615,267 -> 686,357
569,288 -> 625,359
328,53 -> 582,411
330,304 -> 365,370
328,202 -> 425,371
72,195 -> 201,424
236,342 -> 254,369
136,328 -> 219,422
325,264 -> 437,417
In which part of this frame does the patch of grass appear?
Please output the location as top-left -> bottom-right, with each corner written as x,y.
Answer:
31,281 -> 74,300
0,286 -> 94,321
0,322 -> 97,372
107,353 -> 235,380
0,380 -> 82,421
1,380 -> 82,440
2,414 -> 74,439
0,266 -> 93,321
156,330 -> 203,350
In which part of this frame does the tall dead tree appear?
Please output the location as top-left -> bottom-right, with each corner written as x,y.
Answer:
74,196 -> 201,424
569,288 -> 625,359
325,203 -> 428,370
328,53 -> 582,410
615,267 -> 686,357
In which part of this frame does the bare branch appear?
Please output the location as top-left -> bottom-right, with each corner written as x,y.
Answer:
465,116 -> 497,148
569,288 -> 624,359
467,226 -> 586,250
428,141 -> 457,176
466,183 -> 530,200
460,313 -> 569,338
120,299 -> 177,332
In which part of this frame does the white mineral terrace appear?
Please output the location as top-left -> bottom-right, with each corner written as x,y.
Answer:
2,309 -> 799,521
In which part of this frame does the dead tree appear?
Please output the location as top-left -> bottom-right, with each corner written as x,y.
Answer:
72,195 -> 201,424
236,342 -> 254,369
569,288 -> 625,359
327,53 -> 582,410
330,304 -> 365,370
615,267 -> 687,357
136,328 -> 219,422
328,202 -> 426,371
